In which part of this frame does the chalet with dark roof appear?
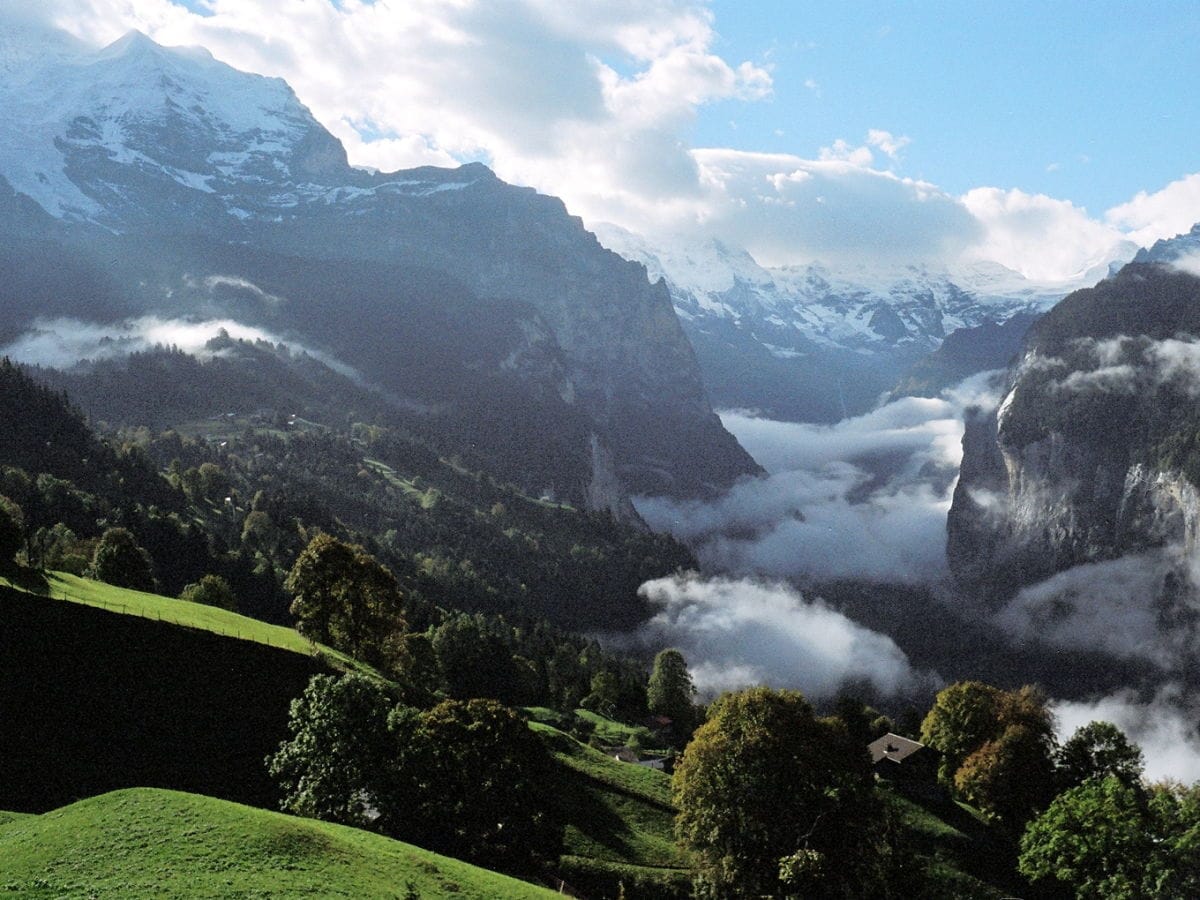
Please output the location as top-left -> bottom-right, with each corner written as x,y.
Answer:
867,732 -> 938,787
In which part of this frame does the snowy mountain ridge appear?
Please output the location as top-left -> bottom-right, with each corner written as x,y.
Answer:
0,26 -> 408,225
591,223 -> 1135,421
593,222 -> 1122,356
0,24 -> 760,505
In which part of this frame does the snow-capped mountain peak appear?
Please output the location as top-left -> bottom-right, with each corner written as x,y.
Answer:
593,222 -> 1097,353
0,26 -> 344,224
1134,222 -> 1200,269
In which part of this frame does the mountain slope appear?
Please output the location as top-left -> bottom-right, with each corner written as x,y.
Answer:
0,26 -> 758,505
947,235 -> 1200,675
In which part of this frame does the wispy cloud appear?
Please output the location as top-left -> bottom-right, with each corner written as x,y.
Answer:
0,315 -> 358,378
1054,686 -> 1200,783
994,549 -> 1190,667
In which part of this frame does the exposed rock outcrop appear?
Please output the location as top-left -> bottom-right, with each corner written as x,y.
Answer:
947,258 -> 1200,605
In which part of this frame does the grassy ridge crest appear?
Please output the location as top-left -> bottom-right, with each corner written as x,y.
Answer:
0,788 -> 558,898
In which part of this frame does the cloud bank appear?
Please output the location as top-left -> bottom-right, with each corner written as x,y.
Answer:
636,371 -> 1002,584
637,572 -> 931,700
994,549 -> 1192,668
0,315 -> 357,377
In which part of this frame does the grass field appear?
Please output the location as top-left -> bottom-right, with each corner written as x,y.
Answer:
881,786 -> 1018,898
0,788 -> 558,898
572,708 -> 659,749
0,570 -> 367,667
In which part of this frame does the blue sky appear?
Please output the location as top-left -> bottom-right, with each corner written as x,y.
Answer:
699,1 -> 1200,214
15,0 -> 1200,279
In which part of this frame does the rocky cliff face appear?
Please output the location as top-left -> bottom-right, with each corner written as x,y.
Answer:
947,256 -> 1200,604
0,27 -> 759,509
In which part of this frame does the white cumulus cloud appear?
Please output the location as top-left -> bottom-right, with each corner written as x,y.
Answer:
636,572 -> 931,699
960,187 -> 1131,282
1107,172 -> 1200,248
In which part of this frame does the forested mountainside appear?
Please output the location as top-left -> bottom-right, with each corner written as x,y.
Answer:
0,28 -> 758,510
2,354 -> 693,672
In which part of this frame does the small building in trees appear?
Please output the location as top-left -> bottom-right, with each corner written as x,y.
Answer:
868,733 -> 939,791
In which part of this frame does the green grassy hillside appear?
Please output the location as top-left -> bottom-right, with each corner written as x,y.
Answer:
0,571 -> 364,667
0,788 -> 557,898
0,580 -> 332,813
882,787 -> 1019,898
5,571 -> 298,650
534,724 -> 692,898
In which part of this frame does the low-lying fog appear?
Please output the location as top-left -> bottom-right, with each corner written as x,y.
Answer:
633,372 -> 1200,778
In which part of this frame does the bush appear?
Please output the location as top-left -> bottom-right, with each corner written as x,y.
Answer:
180,574 -> 238,612
88,527 -> 156,592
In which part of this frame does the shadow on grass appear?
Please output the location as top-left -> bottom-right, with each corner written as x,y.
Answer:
549,765 -> 642,862
0,565 -> 49,595
900,789 -> 1024,894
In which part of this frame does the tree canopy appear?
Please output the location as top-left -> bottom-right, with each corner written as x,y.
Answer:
1019,777 -> 1200,899
285,533 -> 407,674
179,574 -> 238,612
268,674 -> 561,876
921,681 -> 1057,827
646,648 -> 695,746
88,526 -> 156,592
1057,720 -> 1145,790
267,673 -> 398,828
672,686 -> 884,898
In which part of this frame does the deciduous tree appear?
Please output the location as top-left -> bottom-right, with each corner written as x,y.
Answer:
179,574 -> 238,612
1019,776 -> 1167,898
919,680 -> 1005,782
1057,720 -> 1144,790
285,533 -> 406,673
672,686 -> 884,898
88,526 -> 155,592
267,673 -> 398,828
955,723 -> 1057,829
268,676 -> 561,876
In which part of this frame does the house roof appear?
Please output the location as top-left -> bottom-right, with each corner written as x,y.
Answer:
868,732 -> 928,765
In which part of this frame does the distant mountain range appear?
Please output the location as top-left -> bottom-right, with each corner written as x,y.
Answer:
595,224 -> 1135,420
0,25 -> 759,512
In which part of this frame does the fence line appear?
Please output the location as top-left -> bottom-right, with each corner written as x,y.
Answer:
43,590 -> 291,652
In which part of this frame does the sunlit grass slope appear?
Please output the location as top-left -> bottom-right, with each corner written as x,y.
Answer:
0,570 -> 360,663
0,788 -> 558,898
